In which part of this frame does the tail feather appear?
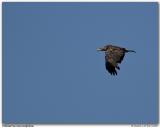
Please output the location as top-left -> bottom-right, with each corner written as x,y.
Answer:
126,49 -> 136,53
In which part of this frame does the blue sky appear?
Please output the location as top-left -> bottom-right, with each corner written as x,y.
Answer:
3,2 -> 158,124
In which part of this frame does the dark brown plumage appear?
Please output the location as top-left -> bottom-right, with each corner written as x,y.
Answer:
97,44 -> 136,75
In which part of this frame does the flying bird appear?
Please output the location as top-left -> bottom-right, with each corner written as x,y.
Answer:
97,44 -> 136,75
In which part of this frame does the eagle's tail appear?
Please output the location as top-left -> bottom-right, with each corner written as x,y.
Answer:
126,49 -> 136,53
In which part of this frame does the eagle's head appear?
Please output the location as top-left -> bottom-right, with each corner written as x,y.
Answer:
96,45 -> 111,52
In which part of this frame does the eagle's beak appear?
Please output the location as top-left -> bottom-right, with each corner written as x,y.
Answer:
97,48 -> 105,51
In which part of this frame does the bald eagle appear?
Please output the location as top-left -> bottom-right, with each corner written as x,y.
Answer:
97,45 -> 136,75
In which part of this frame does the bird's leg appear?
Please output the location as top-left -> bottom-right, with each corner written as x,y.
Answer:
116,66 -> 120,70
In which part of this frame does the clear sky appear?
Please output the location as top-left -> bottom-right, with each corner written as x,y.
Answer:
3,2 -> 158,124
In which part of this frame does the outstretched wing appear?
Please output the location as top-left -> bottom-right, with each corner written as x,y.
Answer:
105,47 -> 126,75
113,48 -> 126,63
105,55 -> 118,75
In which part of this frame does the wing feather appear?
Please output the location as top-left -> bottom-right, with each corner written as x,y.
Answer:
105,46 -> 126,75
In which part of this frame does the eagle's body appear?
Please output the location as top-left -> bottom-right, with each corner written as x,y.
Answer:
97,45 -> 135,75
